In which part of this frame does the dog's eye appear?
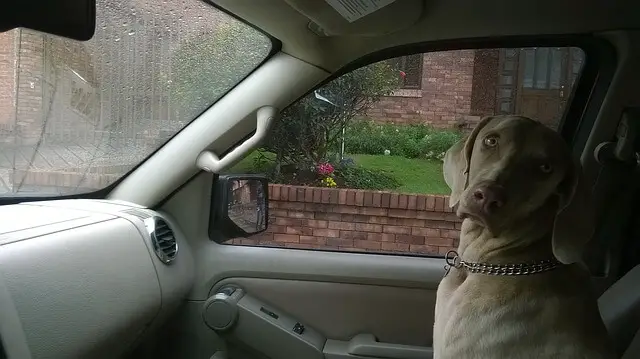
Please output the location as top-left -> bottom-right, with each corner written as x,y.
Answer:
483,135 -> 499,147
539,163 -> 553,174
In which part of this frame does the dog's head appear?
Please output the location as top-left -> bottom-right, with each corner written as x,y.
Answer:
443,115 -> 594,264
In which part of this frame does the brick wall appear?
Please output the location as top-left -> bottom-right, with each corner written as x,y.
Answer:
0,31 -> 16,131
229,184 -> 462,256
13,169 -> 119,190
0,2 -> 230,147
15,30 -> 46,145
367,50 -> 481,129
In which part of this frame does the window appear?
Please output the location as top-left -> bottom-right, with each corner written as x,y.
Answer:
521,47 -> 570,90
0,0 -> 272,195
391,54 -> 423,89
224,46 -> 586,257
68,69 -> 99,119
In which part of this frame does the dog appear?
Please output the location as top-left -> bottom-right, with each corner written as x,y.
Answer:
433,115 -> 616,358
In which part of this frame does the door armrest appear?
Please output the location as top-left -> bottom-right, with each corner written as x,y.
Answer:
323,334 -> 433,359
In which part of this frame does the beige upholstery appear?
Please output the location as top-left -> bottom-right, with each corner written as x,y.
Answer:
598,265 -> 640,357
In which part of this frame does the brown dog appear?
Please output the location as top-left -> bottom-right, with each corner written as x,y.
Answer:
433,115 -> 616,358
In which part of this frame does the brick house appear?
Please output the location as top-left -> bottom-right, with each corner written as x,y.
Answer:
0,1 -> 231,192
368,47 -> 585,130
0,0 -> 226,147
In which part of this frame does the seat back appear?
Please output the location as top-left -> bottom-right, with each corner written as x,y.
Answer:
598,265 -> 640,357
622,330 -> 640,359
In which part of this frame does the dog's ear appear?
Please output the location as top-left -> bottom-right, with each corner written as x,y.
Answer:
443,140 -> 466,207
551,157 -> 595,264
443,116 -> 495,207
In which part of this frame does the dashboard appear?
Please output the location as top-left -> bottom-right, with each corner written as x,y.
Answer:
0,199 -> 194,359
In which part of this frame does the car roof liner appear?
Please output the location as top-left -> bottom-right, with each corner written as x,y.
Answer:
0,0 -> 95,41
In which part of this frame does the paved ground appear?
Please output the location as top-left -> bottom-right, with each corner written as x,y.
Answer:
0,143 -> 150,195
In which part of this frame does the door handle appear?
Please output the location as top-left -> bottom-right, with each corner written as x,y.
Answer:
196,106 -> 277,173
346,334 -> 433,359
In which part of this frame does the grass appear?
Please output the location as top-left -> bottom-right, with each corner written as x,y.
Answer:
349,154 -> 448,195
227,151 -> 449,195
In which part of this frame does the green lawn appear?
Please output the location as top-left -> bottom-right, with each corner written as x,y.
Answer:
349,154 -> 448,195
227,151 -> 448,195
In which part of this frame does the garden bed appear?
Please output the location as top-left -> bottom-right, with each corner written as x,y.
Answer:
228,151 -> 449,195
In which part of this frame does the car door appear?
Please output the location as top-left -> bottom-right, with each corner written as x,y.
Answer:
153,45 -> 591,359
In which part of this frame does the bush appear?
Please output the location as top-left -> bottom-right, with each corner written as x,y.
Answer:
334,162 -> 401,191
344,120 -> 463,161
236,151 -> 401,191
170,22 -> 271,119
261,60 -> 402,171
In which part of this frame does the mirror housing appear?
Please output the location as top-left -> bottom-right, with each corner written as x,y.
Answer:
1,0 -> 96,41
210,174 -> 269,240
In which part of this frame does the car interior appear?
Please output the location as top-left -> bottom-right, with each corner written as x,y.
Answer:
0,0 -> 640,358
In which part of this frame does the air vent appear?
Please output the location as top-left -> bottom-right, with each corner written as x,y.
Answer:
145,216 -> 178,264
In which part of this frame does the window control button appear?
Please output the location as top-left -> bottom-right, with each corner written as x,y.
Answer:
293,322 -> 305,334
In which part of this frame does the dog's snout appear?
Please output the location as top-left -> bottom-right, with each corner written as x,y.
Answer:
472,185 -> 506,214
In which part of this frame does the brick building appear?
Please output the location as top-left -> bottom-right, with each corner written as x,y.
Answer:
0,0 -> 239,193
0,0 -> 227,147
368,47 -> 585,130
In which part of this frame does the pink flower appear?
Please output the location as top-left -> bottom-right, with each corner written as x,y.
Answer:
317,162 -> 334,176
399,71 -> 406,79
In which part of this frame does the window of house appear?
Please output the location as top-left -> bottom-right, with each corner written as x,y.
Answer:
68,69 -> 99,120
520,47 -> 585,91
223,46 -> 587,258
391,54 -> 423,89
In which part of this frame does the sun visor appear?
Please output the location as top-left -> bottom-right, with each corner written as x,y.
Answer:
283,0 -> 425,36
0,0 -> 95,41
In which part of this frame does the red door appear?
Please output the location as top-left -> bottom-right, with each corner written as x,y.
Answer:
495,47 -> 584,130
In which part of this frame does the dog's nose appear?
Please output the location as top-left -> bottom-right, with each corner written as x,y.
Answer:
472,185 -> 506,214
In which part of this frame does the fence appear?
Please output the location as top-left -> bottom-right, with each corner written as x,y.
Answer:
229,184 -> 461,255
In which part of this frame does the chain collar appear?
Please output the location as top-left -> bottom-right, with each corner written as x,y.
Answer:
443,250 -> 562,276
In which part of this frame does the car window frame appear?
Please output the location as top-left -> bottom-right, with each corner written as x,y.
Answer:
202,34 -> 617,259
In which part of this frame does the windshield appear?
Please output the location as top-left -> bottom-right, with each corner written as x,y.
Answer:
0,0 -> 272,196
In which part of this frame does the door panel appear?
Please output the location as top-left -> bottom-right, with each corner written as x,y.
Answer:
212,277 -> 437,347
158,172 -> 446,359
518,91 -> 562,124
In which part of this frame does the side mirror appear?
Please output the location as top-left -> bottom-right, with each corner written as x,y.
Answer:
210,174 -> 269,240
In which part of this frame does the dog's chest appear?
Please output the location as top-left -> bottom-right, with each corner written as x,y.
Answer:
433,272 -> 613,359
435,275 -> 547,358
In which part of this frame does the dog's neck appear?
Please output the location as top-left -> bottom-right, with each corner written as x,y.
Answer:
457,218 -> 555,264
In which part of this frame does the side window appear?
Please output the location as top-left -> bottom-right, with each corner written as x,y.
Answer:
226,47 -> 586,256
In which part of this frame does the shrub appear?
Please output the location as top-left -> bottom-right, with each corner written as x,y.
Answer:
344,120 -> 463,161
237,151 -> 401,191
170,22 -> 271,119
261,60 -> 402,172
334,162 -> 401,191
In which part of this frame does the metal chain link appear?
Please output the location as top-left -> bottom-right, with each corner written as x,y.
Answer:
444,250 -> 562,276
